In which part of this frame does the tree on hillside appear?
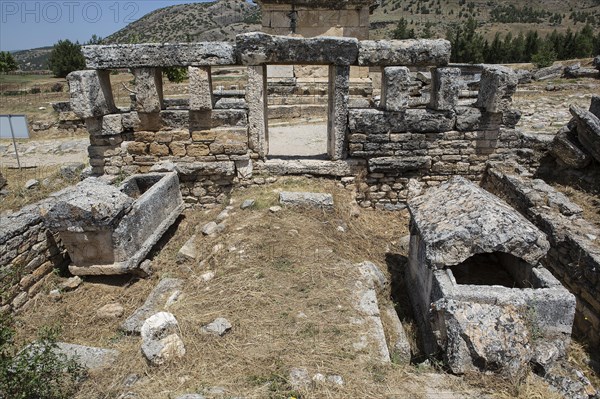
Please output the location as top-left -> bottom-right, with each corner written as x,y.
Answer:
392,18 -> 415,40
48,39 -> 86,78
86,34 -> 104,45
0,52 -> 18,74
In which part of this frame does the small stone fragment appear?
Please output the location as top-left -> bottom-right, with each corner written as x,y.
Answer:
201,317 -> 232,336
289,367 -> 311,390
24,179 -> 39,189
269,206 -> 282,213
240,199 -> 255,209
97,303 -> 125,319
178,235 -> 198,261
201,222 -> 218,235
141,312 -> 185,365
60,276 -> 82,291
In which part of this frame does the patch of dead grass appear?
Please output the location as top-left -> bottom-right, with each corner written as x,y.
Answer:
0,165 -> 82,213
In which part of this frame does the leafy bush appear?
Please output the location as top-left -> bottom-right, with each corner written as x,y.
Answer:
164,66 -> 188,83
0,315 -> 85,399
48,39 -> 86,78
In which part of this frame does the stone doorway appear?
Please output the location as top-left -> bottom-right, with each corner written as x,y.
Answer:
266,66 -> 329,159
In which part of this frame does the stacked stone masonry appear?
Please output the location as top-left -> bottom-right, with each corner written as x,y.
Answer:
0,200 -> 69,312
484,167 -> 600,348
71,34 -> 541,208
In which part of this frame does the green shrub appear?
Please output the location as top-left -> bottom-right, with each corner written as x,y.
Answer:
0,315 -> 85,399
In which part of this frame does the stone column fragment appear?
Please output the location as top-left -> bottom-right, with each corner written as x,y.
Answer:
189,66 -> 213,111
328,65 -> 350,160
430,67 -> 461,111
381,66 -> 410,112
67,70 -> 117,119
133,68 -> 164,113
246,65 -> 268,158
475,65 -> 518,113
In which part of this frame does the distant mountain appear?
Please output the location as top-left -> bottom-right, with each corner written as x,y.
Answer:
370,0 -> 600,39
105,0 -> 260,44
12,0 -> 600,71
12,47 -> 52,71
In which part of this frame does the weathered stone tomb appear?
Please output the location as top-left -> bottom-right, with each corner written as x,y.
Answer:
43,172 -> 183,276
406,176 -> 576,375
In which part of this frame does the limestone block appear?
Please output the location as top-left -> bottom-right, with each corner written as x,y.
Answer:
358,39 -> 451,67
133,68 -> 163,114
430,67 -> 461,111
381,67 -> 410,112
279,191 -> 334,210
550,127 -> 591,169
246,65 -> 268,157
235,32 -> 358,65
189,66 -> 213,111
571,105 -> 600,163
82,43 -> 236,69
101,114 -> 124,136
475,65 -> 518,113
67,70 -> 117,119
349,109 -> 406,134
54,343 -> 119,370
327,65 -> 350,160
405,109 -> 455,133
43,178 -> 133,232
432,299 -> 532,375
368,156 -> 432,173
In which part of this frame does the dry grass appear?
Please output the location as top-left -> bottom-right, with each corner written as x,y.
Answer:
551,183 -> 600,229
12,176 -> 574,398
0,165 -> 83,213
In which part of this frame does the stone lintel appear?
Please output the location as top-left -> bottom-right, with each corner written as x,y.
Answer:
358,39 -> 451,67
236,32 -> 358,65
82,43 -> 236,69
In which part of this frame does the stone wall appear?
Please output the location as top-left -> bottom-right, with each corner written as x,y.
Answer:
70,33 -> 542,209
0,201 -> 69,312
483,167 -> 600,348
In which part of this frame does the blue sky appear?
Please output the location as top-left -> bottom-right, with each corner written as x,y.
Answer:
0,0 -> 217,51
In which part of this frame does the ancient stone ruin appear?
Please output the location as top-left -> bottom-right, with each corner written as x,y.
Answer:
407,176 -> 575,375
2,24 -> 599,398
43,172 -> 183,276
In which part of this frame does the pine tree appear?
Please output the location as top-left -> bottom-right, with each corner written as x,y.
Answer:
392,18 -> 415,40
48,40 -> 86,78
0,52 -> 18,74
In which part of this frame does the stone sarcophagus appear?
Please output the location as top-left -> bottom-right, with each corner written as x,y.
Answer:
406,176 -> 576,375
43,172 -> 183,276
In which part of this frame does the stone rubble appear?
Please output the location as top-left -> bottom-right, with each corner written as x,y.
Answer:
200,317 -> 232,336
55,342 -> 119,370
140,312 -> 186,365
121,278 -> 184,334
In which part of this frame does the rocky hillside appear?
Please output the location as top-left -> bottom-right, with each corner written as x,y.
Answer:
371,0 -> 600,39
13,0 -> 600,70
105,0 -> 260,44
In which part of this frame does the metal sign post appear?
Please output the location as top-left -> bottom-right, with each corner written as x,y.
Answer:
7,115 -> 21,170
0,114 -> 30,170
